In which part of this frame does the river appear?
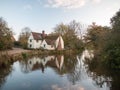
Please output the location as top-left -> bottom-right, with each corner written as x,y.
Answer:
0,50 -> 120,90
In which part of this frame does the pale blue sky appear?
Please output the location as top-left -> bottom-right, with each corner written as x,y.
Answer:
0,0 -> 120,40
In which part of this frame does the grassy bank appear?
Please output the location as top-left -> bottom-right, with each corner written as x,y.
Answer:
0,49 -> 83,68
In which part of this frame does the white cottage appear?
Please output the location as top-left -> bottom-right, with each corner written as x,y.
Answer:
41,35 -> 64,50
28,31 -> 64,50
28,31 -> 46,49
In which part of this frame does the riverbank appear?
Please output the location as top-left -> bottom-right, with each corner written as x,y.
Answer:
0,48 -> 30,67
0,48 -> 83,67
1,48 -> 30,55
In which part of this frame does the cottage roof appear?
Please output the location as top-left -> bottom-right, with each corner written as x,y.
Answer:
45,35 -> 59,45
45,35 -> 59,40
31,32 -> 41,40
31,32 -> 47,40
45,39 -> 56,45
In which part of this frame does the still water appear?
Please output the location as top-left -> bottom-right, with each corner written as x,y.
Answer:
0,50 -> 120,90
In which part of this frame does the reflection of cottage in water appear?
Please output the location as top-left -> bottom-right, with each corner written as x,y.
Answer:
19,55 -> 64,73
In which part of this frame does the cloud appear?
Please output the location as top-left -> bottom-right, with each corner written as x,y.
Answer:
37,0 -> 43,5
52,84 -> 85,90
92,0 -> 101,4
23,5 -> 32,10
45,0 -> 86,9
44,0 -> 102,9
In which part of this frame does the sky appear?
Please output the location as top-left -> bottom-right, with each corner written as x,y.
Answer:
0,0 -> 120,40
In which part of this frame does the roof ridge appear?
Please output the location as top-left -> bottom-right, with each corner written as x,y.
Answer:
32,32 -> 42,34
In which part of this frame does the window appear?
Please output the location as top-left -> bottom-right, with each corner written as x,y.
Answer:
44,58 -> 45,61
29,61 -> 32,64
44,44 -> 46,48
30,44 -> 32,48
30,39 -> 32,42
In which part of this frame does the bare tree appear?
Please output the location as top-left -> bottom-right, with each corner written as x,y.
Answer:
18,27 -> 31,49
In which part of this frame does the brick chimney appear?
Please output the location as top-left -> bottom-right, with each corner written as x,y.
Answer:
42,30 -> 45,35
42,30 -> 45,38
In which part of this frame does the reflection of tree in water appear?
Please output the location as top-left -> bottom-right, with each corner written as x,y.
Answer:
52,54 -> 83,85
19,54 -> 84,85
19,58 -> 30,73
64,54 -> 82,85
0,62 -> 12,89
84,55 -> 120,90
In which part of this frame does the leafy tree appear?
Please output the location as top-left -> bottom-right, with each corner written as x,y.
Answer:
104,9 -> 120,69
85,9 -> 120,69
0,17 -> 13,50
18,27 -> 31,49
111,9 -> 120,32
85,22 -> 110,50
53,20 -> 84,50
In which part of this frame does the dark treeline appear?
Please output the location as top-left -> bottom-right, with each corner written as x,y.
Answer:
85,9 -> 120,69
